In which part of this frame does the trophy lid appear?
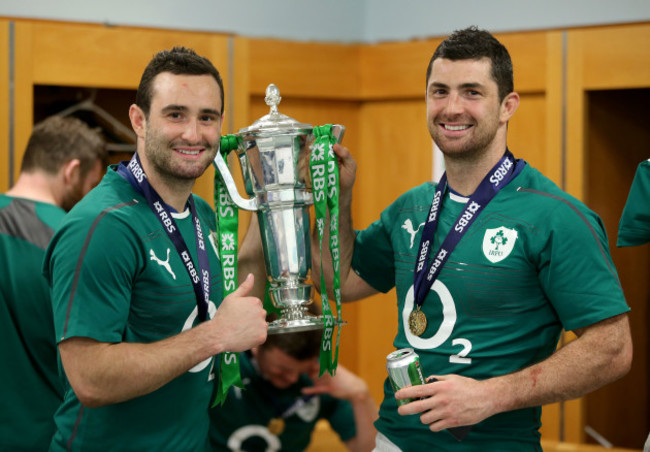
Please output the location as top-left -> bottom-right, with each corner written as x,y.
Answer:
238,84 -> 312,136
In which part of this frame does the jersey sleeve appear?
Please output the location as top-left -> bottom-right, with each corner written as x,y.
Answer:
352,217 -> 396,294
618,159 -> 650,247
536,198 -> 629,331
45,206 -> 142,343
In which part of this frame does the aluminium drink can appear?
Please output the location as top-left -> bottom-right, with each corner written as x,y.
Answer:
386,348 -> 426,406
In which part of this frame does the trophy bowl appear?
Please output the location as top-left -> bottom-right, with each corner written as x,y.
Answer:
214,84 -> 344,334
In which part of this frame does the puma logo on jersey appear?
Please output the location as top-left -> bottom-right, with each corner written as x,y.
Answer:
482,226 -> 518,263
150,248 -> 176,279
402,218 -> 426,248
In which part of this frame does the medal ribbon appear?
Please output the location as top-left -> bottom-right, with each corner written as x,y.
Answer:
413,150 -> 524,306
309,125 -> 342,376
212,135 -> 244,406
117,154 -> 210,322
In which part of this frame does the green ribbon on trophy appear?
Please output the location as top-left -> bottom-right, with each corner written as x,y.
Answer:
212,135 -> 244,406
309,124 -> 342,377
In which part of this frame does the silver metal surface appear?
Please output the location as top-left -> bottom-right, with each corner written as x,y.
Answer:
215,83 -> 344,333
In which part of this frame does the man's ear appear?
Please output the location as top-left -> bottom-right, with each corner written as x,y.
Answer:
62,159 -> 81,186
129,104 -> 147,139
500,91 -> 520,123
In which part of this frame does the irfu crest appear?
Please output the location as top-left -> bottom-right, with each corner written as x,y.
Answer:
482,226 -> 518,263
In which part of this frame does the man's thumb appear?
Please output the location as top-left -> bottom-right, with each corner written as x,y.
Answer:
233,273 -> 254,296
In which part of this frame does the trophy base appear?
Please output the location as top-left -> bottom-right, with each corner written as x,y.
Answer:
267,315 -> 347,335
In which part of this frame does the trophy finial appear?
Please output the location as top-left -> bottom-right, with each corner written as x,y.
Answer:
265,84 -> 282,115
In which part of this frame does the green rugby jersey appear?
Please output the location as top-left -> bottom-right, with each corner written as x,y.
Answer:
352,162 -> 629,451
44,167 -> 223,451
208,352 -> 355,451
618,159 -> 650,247
0,195 -> 65,451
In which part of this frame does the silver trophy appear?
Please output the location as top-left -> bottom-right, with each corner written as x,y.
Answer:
214,84 -> 344,334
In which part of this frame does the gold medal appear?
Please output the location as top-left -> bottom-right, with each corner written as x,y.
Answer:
408,307 -> 427,336
267,417 -> 285,435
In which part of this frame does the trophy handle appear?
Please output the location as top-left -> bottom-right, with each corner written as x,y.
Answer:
213,151 -> 258,212
331,124 -> 345,144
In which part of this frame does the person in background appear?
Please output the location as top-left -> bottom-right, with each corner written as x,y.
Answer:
43,47 -> 268,451
312,26 -> 632,451
618,158 -> 650,247
0,115 -> 107,451
209,303 -> 378,452
617,158 -> 650,452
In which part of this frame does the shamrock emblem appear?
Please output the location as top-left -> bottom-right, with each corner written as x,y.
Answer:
490,230 -> 508,250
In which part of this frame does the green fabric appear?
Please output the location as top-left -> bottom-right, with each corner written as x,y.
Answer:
618,159 -> 650,247
309,125 -> 342,376
0,196 -> 65,451
43,168 -> 220,451
208,352 -> 356,451
213,135 -> 244,406
352,162 -> 629,451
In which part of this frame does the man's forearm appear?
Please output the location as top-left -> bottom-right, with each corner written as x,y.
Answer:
311,189 -> 356,298
487,313 -> 632,414
396,313 -> 632,431
346,387 -> 379,452
61,276 -> 267,408
59,321 -> 221,408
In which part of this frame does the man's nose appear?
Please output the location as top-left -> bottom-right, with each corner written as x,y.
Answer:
444,92 -> 464,116
182,118 -> 200,142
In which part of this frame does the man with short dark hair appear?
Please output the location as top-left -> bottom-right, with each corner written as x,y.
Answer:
0,115 -> 107,451
44,47 -> 268,451
313,27 -> 632,451
209,308 -> 378,452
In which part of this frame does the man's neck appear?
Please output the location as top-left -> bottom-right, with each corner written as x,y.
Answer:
147,173 -> 194,212
443,147 -> 507,197
137,154 -> 194,212
6,172 -> 59,206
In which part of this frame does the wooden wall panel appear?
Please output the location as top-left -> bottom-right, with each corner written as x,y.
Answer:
13,22 -> 34,182
542,31 -> 565,187
359,39 -> 443,99
354,99 -> 431,403
230,37 -> 251,134
28,21 -> 227,89
566,22 -> 650,201
358,29 -> 549,101
247,39 -> 360,99
0,20 -> 9,191
578,23 -> 650,90
498,30 -> 548,94
355,100 -> 431,222
508,93 -> 547,172
564,24 -> 650,448
584,90 -> 650,449
11,20 -> 230,205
